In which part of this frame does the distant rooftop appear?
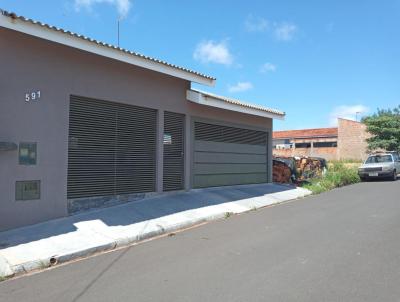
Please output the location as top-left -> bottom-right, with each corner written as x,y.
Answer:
273,127 -> 338,139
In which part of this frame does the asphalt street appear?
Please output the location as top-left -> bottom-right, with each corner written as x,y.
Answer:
1,180 -> 399,302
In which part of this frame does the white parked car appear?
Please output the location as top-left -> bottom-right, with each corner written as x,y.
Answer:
358,152 -> 400,181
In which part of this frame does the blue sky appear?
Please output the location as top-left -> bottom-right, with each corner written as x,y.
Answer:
1,0 -> 399,130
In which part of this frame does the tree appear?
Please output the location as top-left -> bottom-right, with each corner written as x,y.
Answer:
362,106 -> 400,152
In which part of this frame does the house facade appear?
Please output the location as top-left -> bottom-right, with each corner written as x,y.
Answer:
273,118 -> 369,161
0,10 -> 284,231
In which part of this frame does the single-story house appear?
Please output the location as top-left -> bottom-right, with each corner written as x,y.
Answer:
0,10 -> 285,231
273,118 -> 369,161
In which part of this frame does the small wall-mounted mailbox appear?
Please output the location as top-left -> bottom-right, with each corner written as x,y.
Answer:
0,142 -> 18,151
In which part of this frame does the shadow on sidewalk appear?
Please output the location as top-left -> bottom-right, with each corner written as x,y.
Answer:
0,183 -> 294,249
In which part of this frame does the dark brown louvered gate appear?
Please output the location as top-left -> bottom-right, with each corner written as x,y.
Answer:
67,96 -> 157,199
163,111 -> 185,191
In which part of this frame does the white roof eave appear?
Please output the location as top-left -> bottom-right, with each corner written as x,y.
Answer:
187,89 -> 285,120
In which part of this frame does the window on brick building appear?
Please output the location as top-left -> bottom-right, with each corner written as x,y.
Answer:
295,142 -> 311,148
314,141 -> 337,148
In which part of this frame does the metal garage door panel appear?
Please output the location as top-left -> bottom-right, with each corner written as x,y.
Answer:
194,140 -> 266,155
67,96 -> 156,199
68,98 -> 117,198
194,173 -> 267,188
194,122 -> 267,145
163,111 -> 185,191
115,103 -> 157,195
195,163 -> 267,174
194,152 -> 267,164
193,121 -> 268,188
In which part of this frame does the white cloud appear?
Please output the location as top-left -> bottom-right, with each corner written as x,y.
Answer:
244,15 -> 269,32
244,15 -> 299,42
329,105 -> 370,126
193,40 -> 233,65
74,0 -> 132,19
228,81 -> 253,93
274,22 -> 298,41
260,62 -> 277,73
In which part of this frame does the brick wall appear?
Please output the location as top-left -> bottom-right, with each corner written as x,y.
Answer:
273,147 -> 337,160
273,149 -> 294,158
309,146 -> 337,160
337,118 -> 370,160
273,119 -> 370,161
273,138 -> 338,160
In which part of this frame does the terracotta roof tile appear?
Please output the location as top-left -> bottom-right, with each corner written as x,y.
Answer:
273,128 -> 338,139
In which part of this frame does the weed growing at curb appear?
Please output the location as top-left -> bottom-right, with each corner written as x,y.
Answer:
224,212 -> 233,219
0,276 -> 9,282
38,260 -> 49,270
302,161 -> 360,194
329,159 -> 362,164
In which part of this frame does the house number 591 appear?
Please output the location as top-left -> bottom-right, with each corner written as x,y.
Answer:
25,90 -> 41,102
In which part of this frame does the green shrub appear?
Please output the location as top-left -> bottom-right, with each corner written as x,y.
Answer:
330,159 -> 363,164
302,161 -> 360,194
0,276 -> 8,282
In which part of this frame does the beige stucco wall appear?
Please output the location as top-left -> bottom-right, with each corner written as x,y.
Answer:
0,28 -> 272,231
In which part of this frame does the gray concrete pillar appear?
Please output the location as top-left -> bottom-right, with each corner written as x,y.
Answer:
310,141 -> 314,157
267,129 -> 273,183
292,139 -> 295,157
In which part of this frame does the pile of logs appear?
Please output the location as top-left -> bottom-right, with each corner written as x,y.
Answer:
273,156 -> 327,184
273,159 -> 294,183
295,157 -> 327,181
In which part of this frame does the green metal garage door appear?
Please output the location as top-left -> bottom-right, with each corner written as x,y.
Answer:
67,96 -> 157,199
193,121 -> 268,188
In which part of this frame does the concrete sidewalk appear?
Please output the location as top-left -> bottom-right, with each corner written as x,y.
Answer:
0,183 -> 311,279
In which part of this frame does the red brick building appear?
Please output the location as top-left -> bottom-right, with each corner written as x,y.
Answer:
273,118 -> 370,161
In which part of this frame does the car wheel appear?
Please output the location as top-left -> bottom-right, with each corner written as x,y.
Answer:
392,170 -> 397,181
